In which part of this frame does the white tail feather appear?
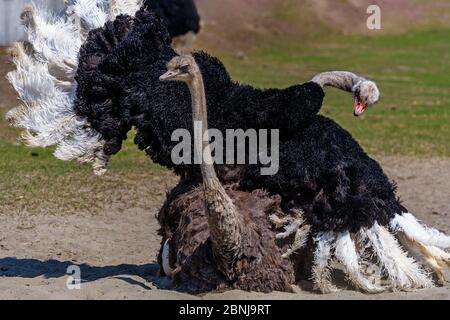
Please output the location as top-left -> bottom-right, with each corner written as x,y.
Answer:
312,233 -> 339,293
7,1 -> 142,175
397,232 -> 450,285
283,213 -> 445,292
110,0 -> 143,17
21,4 -> 81,69
391,213 -> 450,249
162,239 -> 174,278
366,223 -> 433,289
334,232 -> 385,293
67,0 -> 108,32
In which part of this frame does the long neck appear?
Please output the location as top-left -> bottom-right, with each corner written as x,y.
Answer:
187,73 -> 243,279
311,71 -> 364,93
187,75 -> 216,184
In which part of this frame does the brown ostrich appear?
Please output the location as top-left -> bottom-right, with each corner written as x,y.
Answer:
158,55 -> 305,293
155,55 -> 386,294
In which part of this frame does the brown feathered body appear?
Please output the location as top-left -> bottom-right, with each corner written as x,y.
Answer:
157,179 -> 299,293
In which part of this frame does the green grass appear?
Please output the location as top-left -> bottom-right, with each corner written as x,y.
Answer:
217,28 -> 450,157
0,125 -> 173,215
0,130 -> 163,178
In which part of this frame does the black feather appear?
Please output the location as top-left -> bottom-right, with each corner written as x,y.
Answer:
143,0 -> 201,38
75,8 -> 402,235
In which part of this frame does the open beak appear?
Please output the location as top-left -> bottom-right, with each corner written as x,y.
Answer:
159,70 -> 180,81
353,96 -> 367,117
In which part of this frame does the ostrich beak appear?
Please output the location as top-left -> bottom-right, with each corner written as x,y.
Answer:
159,70 -> 180,81
353,96 -> 367,117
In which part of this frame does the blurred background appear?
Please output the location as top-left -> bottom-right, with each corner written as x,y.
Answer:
0,0 -> 449,218
0,0 -> 64,45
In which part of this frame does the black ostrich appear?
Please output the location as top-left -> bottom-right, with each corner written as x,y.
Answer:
7,3 -> 450,293
143,0 -> 201,38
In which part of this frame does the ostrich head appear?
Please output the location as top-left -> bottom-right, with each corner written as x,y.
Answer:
352,80 -> 380,116
312,71 -> 381,117
159,55 -> 199,83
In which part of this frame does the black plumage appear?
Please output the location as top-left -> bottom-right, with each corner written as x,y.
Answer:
143,0 -> 200,38
75,8 -> 402,235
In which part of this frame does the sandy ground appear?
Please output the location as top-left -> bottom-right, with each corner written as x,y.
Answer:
0,157 -> 449,300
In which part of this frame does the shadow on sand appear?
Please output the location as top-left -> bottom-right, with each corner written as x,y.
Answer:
0,257 -> 172,290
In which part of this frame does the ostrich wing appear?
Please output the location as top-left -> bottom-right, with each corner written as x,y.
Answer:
6,0 -> 142,175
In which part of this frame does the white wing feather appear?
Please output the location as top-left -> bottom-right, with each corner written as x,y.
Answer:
6,0 -> 142,175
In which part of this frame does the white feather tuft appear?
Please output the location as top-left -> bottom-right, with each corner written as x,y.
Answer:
109,0 -> 143,17
396,232 -> 450,285
281,212 -> 446,292
334,232 -> 384,293
311,232 -> 339,293
162,239 -> 174,278
366,223 -> 433,290
7,0 -> 142,175
67,0 -> 108,32
391,213 -> 450,249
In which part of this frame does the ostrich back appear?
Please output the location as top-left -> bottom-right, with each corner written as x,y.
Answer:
75,9 -> 325,176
